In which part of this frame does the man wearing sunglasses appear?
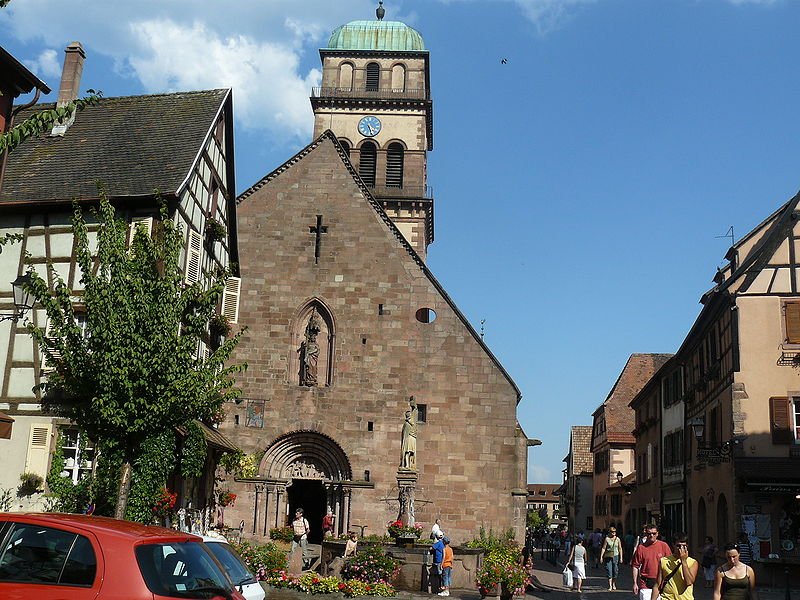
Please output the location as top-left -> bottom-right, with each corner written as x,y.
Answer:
631,526 -> 671,600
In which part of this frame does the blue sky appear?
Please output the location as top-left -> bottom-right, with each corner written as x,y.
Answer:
3,0 -> 798,483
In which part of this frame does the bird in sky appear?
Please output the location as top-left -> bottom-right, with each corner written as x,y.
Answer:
501,58 -> 508,64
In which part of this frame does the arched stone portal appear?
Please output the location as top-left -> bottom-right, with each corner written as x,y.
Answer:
255,431 -> 355,541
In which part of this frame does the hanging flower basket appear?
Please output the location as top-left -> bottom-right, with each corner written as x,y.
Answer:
205,218 -> 227,243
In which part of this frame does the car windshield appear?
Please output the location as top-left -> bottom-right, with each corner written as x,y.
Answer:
204,542 -> 256,586
135,541 -> 233,599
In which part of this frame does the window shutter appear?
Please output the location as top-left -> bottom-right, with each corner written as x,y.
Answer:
359,143 -> 377,187
127,216 -> 153,247
786,303 -> 800,343
24,424 -> 52,478
365,63 -> 380,91
221,276 -> 241,324
185,230 -> 203,285
386,143 -> 404,188
770,397 -> 793,444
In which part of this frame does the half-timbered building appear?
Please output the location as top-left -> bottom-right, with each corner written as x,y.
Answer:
0,43 -> 240,510
676,192 -> 800,578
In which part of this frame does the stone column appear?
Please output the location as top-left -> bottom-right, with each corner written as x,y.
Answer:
334,488 -> 342,536
275,489 -> 283,529
264,485 -> 275,537
342,489 -> 351,535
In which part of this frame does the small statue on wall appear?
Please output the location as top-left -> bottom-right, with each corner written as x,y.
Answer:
299,310 -> 322,386
400,396 -> 418,471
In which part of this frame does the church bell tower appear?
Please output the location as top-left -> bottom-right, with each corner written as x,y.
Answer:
311,2 -> 434,259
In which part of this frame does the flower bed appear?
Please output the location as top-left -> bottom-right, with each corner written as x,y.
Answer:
476,547 -> 530,598
265,571 -> 396,597
341,546 -> 400,584
230,539 -> 287,579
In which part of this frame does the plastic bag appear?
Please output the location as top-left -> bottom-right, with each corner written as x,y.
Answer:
562,565 -> 573,588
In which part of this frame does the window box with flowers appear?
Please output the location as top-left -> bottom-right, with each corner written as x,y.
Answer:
205,218 -> 227,244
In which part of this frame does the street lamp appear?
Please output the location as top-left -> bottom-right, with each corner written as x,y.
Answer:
616,471 -> 636,495
690,415 -> 738,464
0,273 -> 34,323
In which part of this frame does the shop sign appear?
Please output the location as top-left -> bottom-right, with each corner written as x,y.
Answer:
749,484 -> 800,493
743,505 -> 761,514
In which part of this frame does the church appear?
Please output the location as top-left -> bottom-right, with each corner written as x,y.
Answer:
219,6 -> 530,544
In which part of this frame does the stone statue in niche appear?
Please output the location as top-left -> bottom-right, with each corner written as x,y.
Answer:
400,396 -> 418,471
299,310 -> 322,386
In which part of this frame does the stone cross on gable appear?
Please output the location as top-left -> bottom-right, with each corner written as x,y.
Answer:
308,214 -> 328,264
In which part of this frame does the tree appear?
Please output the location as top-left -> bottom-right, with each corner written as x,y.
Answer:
26,191 -> 246,520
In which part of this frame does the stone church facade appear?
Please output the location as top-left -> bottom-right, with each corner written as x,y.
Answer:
218,12 -> 528,544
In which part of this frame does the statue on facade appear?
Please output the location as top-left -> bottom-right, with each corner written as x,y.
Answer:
299,310 -> 322,386
400,396 -> 418,471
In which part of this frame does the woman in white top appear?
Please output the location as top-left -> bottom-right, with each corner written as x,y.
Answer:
566,537 -> 587,592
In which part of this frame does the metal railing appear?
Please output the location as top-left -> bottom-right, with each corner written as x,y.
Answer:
369,184 -> 433,199
312,86 -> 429,100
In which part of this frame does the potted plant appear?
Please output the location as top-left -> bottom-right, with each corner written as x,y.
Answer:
476,548 -> 530,600
205,218 -> 227,243
387,519 -> 423,545
218,489 -> 237,507
17,472 -> 44,497
152,487 -> 177,527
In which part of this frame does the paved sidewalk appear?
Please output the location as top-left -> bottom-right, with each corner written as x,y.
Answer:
527,554 -> 795,600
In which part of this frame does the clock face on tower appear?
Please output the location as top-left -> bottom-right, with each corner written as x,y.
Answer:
358,116 -> 382,137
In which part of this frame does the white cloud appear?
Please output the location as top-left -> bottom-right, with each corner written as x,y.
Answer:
512,0 -> 597,34
528,464 -> 552,482
28,48 -> 61,79
128,19 -> 320,140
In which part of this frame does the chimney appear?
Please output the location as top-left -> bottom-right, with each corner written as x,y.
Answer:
51,41 -> 85,136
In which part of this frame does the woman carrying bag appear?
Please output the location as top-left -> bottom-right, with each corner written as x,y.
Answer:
566,537 -> 587,592
601,527 -> 623,590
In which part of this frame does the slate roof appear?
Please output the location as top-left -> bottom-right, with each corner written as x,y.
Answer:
0,89 -> 230,205
569,425 -> 594,475
594,353 -> 672,446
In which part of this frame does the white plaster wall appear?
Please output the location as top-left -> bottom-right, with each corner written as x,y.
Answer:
735,295 -> 799,455
0,415 -> 54,512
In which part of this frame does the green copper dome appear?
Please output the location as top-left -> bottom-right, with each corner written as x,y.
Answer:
326,20 -> 425,52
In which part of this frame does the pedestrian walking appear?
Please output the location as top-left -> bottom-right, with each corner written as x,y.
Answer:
712,543 -> 758,600
624,529 -> 636,565
566,536 -> 587,593
631,524 -> 671,600
601,526 -> 623,590
734,534 -> 753,566
651,533 -> 698,600
590,529 -> 603,568
700,537 -> 717,588
291,508 -> 311,570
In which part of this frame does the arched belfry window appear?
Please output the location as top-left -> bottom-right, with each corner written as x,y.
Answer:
338,139 -> 351,157
359,141 -> 377,187
292,300 -> 335,388
386,142 -> 404,188
339,62 -> 354,90
365,62 -> 380,92
391,64 -> 406,91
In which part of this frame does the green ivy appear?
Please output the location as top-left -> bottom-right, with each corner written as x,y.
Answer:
44,431 -> 93,514
24,190 -> 247,519
180,421 -> 207,478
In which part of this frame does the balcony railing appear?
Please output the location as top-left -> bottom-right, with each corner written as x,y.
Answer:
312,87 -> 429,100
368,184 -> 433,199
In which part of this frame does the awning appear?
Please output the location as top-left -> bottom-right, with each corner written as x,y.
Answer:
177,420 -> 238,454
0,412 -> 14,439
737,457 -> 800,486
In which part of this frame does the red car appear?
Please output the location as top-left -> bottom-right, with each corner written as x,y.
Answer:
0,512 -> 247,600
